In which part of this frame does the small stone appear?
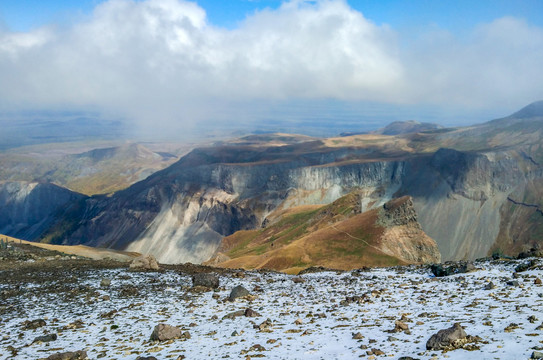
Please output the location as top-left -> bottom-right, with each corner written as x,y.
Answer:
294,318 -> 303,325
100,278 -> 111,287
352,332 -> 364,340
484,282 -> 495,290
136,357 -> 158,360
46,350 -> 88,360
532,351 -> 543,359
535,278 -> 542,285
23,319 -> 46,330
33,333 -> 57,343
245,308 -> 261,317
292,277 -> 305,284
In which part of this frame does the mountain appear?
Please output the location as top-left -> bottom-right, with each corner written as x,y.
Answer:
0,142 -> 184,195
340,120 -> 443,137
2,102 -> 543,268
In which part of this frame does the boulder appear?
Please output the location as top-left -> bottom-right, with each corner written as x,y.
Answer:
192,273 -> 219,289
229,285 -> 250,301
150,324 -> 182,341
426,323 -> 467,350
430,262 -> 475,277
130,255 -> 160,271
33,333 -> 57,343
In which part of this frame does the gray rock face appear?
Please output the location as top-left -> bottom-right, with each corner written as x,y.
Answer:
0,181 -> 86,240
426,323 -> 467,350
150,324 -> 182,341
129,255 -> 159,271
229,285 -> 250,301
192,273 -> 219,288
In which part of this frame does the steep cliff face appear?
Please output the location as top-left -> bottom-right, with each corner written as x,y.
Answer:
0,181 -> 86,240
402,147 -> 543,260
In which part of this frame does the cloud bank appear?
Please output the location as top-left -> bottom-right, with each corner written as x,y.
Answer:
0,0 -> 542,133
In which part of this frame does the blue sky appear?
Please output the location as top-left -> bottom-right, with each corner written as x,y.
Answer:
0,0 -> 542,137
2,0 -> 542,32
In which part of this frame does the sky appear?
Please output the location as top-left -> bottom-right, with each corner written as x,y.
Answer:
0,0 -> 542,138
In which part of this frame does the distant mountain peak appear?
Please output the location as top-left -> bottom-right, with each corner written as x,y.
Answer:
510,100 -> 543,119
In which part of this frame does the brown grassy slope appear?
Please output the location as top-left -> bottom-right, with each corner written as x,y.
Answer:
207,193 -> 409,273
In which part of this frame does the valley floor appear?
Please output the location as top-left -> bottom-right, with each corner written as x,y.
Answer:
0,256 -> 542,359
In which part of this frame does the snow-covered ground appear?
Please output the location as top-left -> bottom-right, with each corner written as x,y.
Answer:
1,259 -> 542,359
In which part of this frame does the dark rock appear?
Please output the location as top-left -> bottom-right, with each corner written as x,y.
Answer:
515,260 -> 538,273
223,310 -> 245,320
245,308 -> 261,317
33,333 -> 57,343
430,262 -> 475,277
229,285 -> 250,301
506,280 -> 520,287
23,319 -> 46,330
192,273 -> 220,289
119,285 -> 139,297
484,281 -> 496,290
535,278 -> 542,285
398,357 -> 420,360
150,324 -> 182,341
426,323 -> 467,350
136,357 -> 158,360
46,350 -> 88,360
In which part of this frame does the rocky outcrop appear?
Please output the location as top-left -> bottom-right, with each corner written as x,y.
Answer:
377,197 -> 441,264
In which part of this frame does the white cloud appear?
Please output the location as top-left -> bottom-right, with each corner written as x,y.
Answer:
0,0 -> 542,134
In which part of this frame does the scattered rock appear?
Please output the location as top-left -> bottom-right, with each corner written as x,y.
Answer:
45,350 -> 88,360
426,323 -> 467,350
150,324 -> 182,341
119,285 -> 139,297
229,285 -> 251,301
484,281 -> 496,290
23,319 -> 46,330
192,273 -> 220,289
130,254 -> 160,271
100,278 -> 111,287
430,262 -> 475,277
515,260 -> 537,273
352,332 -> 364,339
504,323 -> 519,332
33,333 -> 57,343
245,308 -> 261,317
